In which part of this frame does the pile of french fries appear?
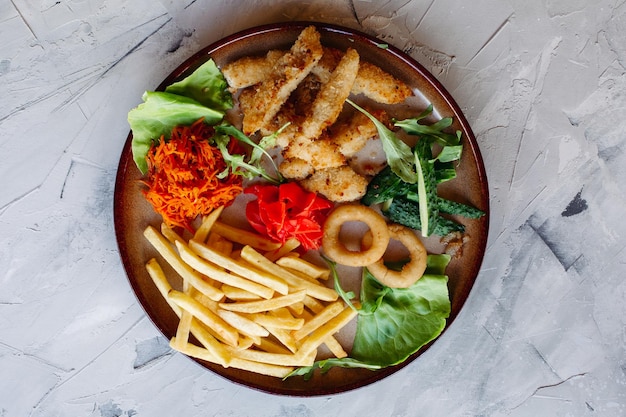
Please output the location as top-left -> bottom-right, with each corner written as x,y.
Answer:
143,206 -> 357,378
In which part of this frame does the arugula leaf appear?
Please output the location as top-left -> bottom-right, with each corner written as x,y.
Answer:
128,91 -> 225,174
212,132 -> 282,184
432,144 -> 463,163
346,99 -> 417,184
322,255 -> 359,313
214,123 -> 284,184
394,105 -> 461,147
165,59 -> 233,111
285,357 -> 383,380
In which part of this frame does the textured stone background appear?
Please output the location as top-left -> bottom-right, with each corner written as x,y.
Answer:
1,0 -> 625,415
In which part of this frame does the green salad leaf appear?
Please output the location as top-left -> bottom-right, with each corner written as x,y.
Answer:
352,256 -> 450,366
346,99 -> 417,184
164,59 -> 233,111
394,104 -> 461,147
127,59 -> 232,174
286,255 -> 451,378
360,104 -> 484,236
213,123 -> 283,184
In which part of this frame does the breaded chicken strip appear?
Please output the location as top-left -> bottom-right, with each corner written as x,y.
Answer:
225,46 -> 412,105
300,48 -> 359,141
312,48 -> 413,104
352,61 -> 413,104
301,165 -> 369,202
241,26 -> 323,135
221,50 -> 283,91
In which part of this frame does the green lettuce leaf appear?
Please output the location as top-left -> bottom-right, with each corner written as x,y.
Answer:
285,255 -> 451,378
128,91 -> 225,173
165,59 -> 233,111
351,255 -> 451,366
128,59 -> 233,174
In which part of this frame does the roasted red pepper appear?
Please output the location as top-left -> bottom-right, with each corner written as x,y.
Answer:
245,182 -> 333,250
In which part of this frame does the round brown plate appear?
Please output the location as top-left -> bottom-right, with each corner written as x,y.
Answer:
114,21 -> 489,396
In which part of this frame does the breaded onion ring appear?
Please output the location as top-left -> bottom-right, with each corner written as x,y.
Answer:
363,224 -> 427,288
322,205 -> 389,267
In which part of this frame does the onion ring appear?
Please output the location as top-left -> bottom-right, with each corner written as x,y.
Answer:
322,205 -> 390,267
363,223 -> 427,288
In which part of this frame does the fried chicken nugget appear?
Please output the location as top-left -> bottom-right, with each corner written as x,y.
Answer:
283,135 -> 346,170
331,111 -> 378,158
241,26 -> 323,135
300,165 -> 369,202
278,158 -> 314,180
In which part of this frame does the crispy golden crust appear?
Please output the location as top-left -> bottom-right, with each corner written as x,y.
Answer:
222,50 -> 285,89
241,26 -> 323,135
300,48 -> 360,141
227,45 -> 412,106
278,158 -> 314,180
221,55 -> 271,90
300,165 -> 369,202
313,47 -> 413,104
331,111 -> 378,158
352,61 -> 413,104
283,135 -> 346,170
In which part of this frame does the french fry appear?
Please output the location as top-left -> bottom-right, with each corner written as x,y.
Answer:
220,284 -> 262,301
276,255 -> 330,280
255,337 -> 293,355
236,336 -> 257,350
161,223 -> 185,245
173,302 -> 194,350
287,301 -> 305,316
193,206 -> 224,243
144,226 -> 224,301
206,232 -> 233,255
227,345 -> 316,367
168,290 -> 239,347
217,310 -> 269,338
145,259 -> 231,364
240,245 -> 338,302
219,290 -> 307,314
187,318 -> 231,366
292,301 -> 345,341
176,241 -> 275,300
188,240 -> 289,295
264,325 -> 298,353
294,301 -> 348,358
263,238 -> 301,262
145,258 -> 182,316
171,339 -> 294,378
211,221 -> 281,251
319,332 -> 348,359
243,312 -> 305,330
297,306 -> 358,358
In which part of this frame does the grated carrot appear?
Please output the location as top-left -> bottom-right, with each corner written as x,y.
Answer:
142,118 -> 243,232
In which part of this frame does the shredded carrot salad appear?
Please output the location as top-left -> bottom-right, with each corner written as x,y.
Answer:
142,119 -> 243,232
